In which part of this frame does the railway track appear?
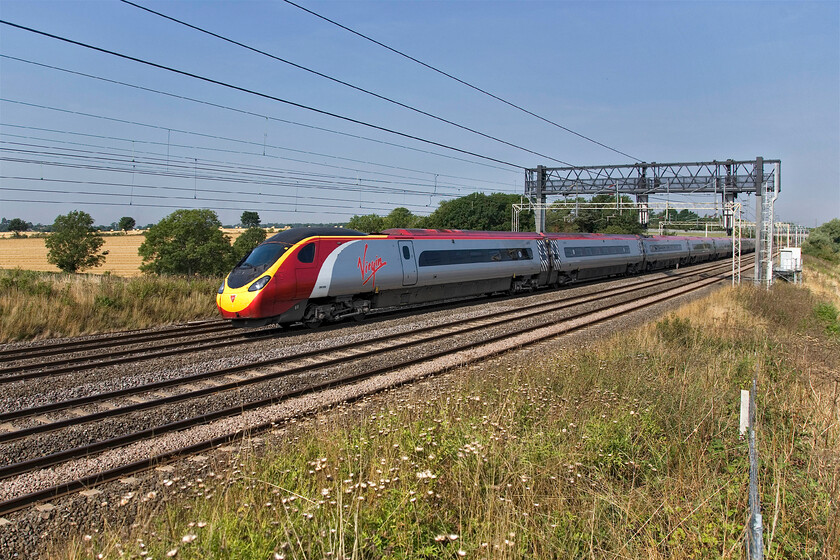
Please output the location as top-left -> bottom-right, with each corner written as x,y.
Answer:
0,319 -> 231,362
0,258 -> 750,516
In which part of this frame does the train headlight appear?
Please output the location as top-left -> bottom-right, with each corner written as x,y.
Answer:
217,282 -> 225,294
248,275 -> 271,292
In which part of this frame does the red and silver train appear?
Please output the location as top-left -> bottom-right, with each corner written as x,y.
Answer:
217,227 -> 754,327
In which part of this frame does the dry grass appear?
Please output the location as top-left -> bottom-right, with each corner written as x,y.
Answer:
0,270 -> 220,342
51,263 -> 840,559
0,230 -> 252,277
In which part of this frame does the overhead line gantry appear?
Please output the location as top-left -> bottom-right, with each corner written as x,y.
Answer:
524,157 -> 781,287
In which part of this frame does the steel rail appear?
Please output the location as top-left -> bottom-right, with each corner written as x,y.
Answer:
0,325 -> 281,382
0,320 -> 231,361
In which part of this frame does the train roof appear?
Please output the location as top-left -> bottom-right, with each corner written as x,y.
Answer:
382,228 -> 542,238
265,227 -> 367,244
383,229 -> 644,241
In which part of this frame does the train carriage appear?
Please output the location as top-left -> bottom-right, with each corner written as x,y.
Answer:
685,237 -> 716,263
217,227 -> 752,328
712,236 -> 733,259
546,233 -> 644,282
640,237 -> 690,271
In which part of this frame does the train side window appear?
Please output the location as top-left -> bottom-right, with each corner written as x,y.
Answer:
402,245 -> 411,259
298,243 -> 315,263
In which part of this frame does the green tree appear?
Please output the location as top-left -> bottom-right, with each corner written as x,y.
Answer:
118,216 -> 136,232
240,211 -> 261,229
346,214 -> 385,233
424,193 -> 533,231
802,219 -> 840,262
546,198 -> 583,233
382,207 -> 417,229
139,209 -> 233,275
8,218 -> 30,236
45,210 -> 106,273
675,209 -> 700,222
574,194 -> 643,234
232,226 -> 267,262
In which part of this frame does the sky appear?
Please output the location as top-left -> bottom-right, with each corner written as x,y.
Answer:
0,0 -> 837,229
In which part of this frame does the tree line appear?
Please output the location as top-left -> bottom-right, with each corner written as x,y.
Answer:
15,192 -> 828,276
347,193 -> 533,233
345,193 -> 710,236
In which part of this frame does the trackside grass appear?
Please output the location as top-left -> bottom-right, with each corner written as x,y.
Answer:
0,269 -> 220,342
50,262 -> 840,559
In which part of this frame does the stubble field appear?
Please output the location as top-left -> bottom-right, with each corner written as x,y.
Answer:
0,230 -> 247,277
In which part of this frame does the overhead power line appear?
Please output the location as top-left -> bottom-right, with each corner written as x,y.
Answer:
0,140 -> 480,202
0,19 -> 524,169
0,194 -> 383,218
1,54 -> 518,174
282,0 -> 641,162
0,94 -> 516,186
0,177 -> 436,214
0,127 -> 513,195
120,0 -> 571,166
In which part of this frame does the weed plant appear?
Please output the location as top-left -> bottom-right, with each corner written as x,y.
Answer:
0,269 -> 220,341
52,262 -> 840,559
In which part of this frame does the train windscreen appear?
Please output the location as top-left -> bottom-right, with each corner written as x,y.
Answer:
227,243 -> 290,289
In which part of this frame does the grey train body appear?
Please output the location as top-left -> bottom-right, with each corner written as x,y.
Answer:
306,234 -> 749,320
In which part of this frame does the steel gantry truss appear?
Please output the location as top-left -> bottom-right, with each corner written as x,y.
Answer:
524,157 -> 781,287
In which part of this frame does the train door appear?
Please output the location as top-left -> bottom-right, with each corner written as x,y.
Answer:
398,241 -> 418,286
294,241 -> 318,299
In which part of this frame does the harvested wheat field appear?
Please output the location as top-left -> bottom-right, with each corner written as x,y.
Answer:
0,229 -> 249,277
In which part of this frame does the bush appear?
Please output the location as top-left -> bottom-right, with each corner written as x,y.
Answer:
139,209 -> 233,275
802,219 -> 840,263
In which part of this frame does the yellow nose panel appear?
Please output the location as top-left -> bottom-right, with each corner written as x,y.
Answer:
217,285 -> 260,313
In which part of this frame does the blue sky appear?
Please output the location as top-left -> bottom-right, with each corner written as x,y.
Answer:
0,0 -> 837,228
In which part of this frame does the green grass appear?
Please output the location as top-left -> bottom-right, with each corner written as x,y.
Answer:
0,269 -> 221,341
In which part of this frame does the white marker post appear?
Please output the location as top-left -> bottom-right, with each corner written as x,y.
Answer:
739,389 -> 750,437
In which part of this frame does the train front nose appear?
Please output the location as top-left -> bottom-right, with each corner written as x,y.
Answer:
216,275 -> 271,318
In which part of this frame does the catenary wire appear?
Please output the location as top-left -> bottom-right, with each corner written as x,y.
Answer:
0,161 -> 459,210
0,179 -> 433,214
0,143 -> 508,206
281,0 -> 641,162
0,97 -> 517,186
0,19 -> 525,169
0,124 -> 517,194
0,140 -> 490,198
0,174 -> 450,212
0,196 -> 381,218
0,143 -> 507,210
0,181 -> 416,215
120,0 -> 571,166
